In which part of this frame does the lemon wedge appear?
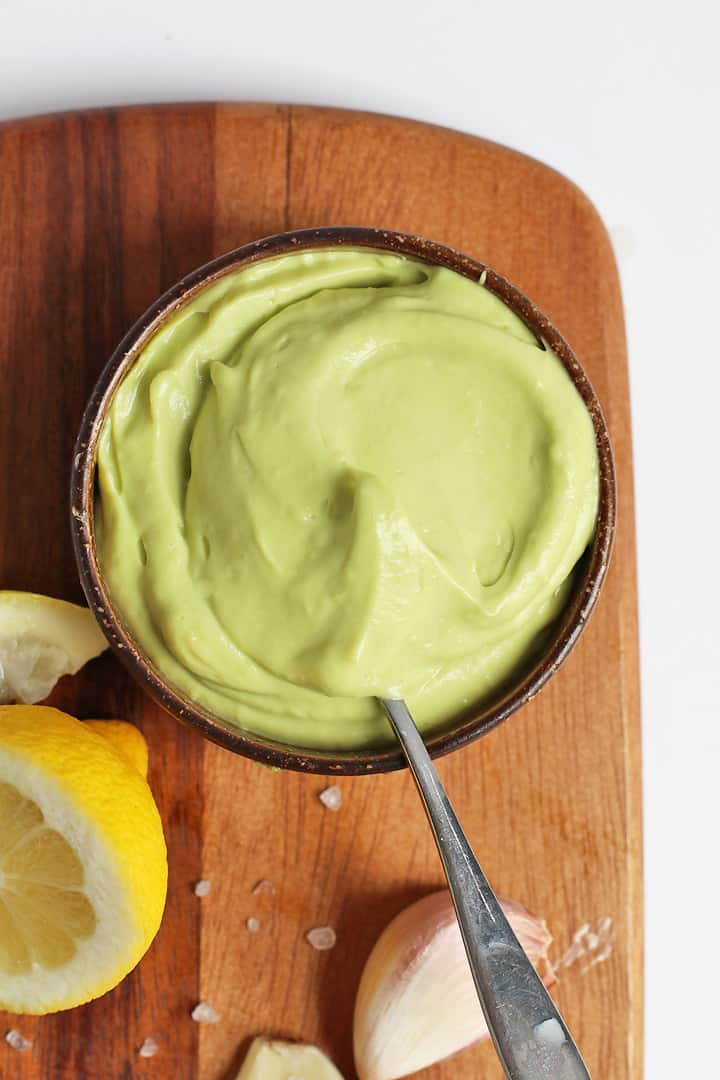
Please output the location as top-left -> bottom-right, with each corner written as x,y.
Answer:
0,705 -> 167,1014
0,591 -> 107,705
84,720 -> 149,778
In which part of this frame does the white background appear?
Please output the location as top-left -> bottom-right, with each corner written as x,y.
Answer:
1,1 -> 718,1075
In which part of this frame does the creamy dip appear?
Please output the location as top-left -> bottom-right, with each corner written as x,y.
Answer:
96,249 -> 598,749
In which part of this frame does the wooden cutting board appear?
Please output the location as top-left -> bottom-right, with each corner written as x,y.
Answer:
0,104 -> 642,1080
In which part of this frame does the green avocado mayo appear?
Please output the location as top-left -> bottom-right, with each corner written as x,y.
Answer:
96,249 -> 598,750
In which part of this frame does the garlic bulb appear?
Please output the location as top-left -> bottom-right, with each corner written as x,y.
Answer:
353,890 -> 555,1080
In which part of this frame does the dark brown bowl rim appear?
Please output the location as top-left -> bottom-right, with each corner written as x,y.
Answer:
71,226 -> 616,774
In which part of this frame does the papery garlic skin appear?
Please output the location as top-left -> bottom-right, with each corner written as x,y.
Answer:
353,891 -> 555,1080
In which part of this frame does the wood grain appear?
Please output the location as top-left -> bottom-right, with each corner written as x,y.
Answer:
0,104 -> 642,1079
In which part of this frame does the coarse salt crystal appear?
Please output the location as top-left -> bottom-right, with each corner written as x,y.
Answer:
306,926 -> 336,951
533,1018 -> 566,1047
318,785 -> 342,812
252,878 -> 275,896
5,1030 -> 31,1052
191,1001 -> 220,1024
139,1037 -> 158,1058
246,916 -> 260,933
194,879 -> 211,897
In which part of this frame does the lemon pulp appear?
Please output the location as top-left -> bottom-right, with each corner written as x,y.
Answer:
0,779 -> 96,973
0,591 -> 107,705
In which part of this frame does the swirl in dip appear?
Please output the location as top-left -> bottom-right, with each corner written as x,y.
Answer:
96,249 -> 599,750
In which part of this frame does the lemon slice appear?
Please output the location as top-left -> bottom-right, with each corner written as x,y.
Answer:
0,591 -> 107,705
0,705 -> 167,1014
84,720 -> 149,778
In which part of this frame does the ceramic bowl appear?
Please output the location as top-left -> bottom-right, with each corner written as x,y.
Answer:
71,227 -> 616,774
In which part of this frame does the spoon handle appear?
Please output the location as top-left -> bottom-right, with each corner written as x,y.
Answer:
382,699 -> 591,1080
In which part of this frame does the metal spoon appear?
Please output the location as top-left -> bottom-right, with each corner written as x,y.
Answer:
381,698 -> 591,1080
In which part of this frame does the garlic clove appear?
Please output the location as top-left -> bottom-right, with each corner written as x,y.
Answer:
235,1037 -> 344,1079
353,890 -> 555,1080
